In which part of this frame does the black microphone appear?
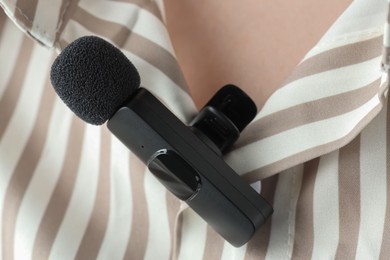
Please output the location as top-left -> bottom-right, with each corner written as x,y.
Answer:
50,35 -> 273,247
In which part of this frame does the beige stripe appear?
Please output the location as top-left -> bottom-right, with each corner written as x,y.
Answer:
58,39 -> 70,51
0,9 -> 7,36
379,97 -> 390,259
70,6 -> 188,93
52,0 -> 73,44
13,0 -> 39,30
203,227 -> 224,260
244,175 -> 278,260
111,0 -> 162,20
166,193 -> 180,260
334,135 -> 361,259
1,71 -> 56,260
382,46 -> 390,68
285,36 -> 382,84
0,37 -> 34,139
291,158 -> 319,259
171,205 -> 186,260
237,78 -> 381,148
387,3 -> 390,24
75,129 -> 111,259
32,117 -> 85,259
123,155 -> 149,260
54,0 -> 81,50
242,102 -> 384,181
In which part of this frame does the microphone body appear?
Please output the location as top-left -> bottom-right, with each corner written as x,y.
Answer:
108,88 -> 272,247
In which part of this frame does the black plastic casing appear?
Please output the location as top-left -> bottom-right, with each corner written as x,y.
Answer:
107,88 -> 273,247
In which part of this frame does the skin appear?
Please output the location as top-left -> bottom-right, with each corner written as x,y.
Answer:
164,0 -> 353,110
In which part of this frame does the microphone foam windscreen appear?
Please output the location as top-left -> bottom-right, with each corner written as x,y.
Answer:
50,36 -> 141,125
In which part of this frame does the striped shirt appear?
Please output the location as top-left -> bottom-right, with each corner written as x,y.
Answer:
0,0 -> 389,259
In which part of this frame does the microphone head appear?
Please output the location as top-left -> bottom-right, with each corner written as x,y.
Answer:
50,36 -> 140,125
205,85 -> 257,132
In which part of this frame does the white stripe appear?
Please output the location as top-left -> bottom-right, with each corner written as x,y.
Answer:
307,28 -> 383,59
96,136 -> 132,260
143,169 -> 171,260
0,44 -> 51,259
32,0 -> 64,46
250,180 -> 261,193
78,0 -> 175,54
355,100 -> 388,260
384,23 -> 390,47
61,20 -> 196,123
265,165 -> 303,260
14,99 -> 73,260
177,209 -> 207,260
227,94 -> 382,175
220,241 -> 246,260
257,56 -> 382,119
311,151 -> 340,259
49,125 -> 101,260
0,18 -> 24,99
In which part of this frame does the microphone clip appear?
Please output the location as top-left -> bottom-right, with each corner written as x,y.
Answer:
190,84 -> 257,155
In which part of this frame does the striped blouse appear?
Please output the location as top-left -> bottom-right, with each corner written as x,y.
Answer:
0,0 -> 389,259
